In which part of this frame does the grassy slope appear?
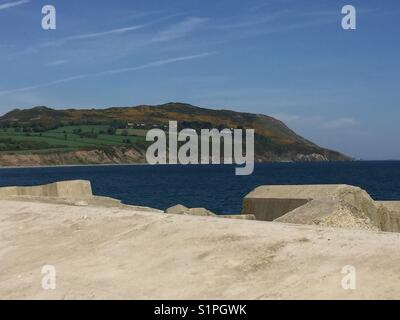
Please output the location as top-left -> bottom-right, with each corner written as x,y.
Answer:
0,126 -> 146,154
0,103 -> 350,161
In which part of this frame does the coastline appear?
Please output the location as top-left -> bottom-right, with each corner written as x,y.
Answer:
0,162 -> 150,170
0,159 -> 397,171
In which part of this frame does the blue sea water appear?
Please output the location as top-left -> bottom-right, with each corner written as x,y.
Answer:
0,161 -> 400,214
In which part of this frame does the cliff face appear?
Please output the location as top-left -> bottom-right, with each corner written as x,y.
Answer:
0,103 -> 351,166
0,148 -> 346,167
0,147 -> 145,167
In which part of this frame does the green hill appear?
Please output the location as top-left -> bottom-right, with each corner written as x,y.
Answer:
0,103 -> 350,166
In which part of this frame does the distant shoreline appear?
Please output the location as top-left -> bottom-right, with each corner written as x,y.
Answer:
0,160 -> 398,170
0,162 -> 150,170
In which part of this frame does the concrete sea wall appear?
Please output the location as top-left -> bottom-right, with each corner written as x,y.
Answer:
0,180 -> 93,199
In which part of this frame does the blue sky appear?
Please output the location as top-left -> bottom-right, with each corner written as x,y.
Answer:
0,0 -> 399,159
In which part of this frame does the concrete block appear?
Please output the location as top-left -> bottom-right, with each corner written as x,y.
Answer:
0,180 -> 93,199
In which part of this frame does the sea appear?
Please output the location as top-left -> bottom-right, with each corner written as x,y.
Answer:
0,161 -> 400,214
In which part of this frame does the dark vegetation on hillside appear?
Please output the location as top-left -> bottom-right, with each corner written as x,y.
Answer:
0,103 -> 350,161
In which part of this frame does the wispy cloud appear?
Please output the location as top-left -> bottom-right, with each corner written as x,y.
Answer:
213,11 -> 289,30
0,52 -> 217,96
46,60 -> 68,67
16,14 -> 181,56
201,8 -> 339,47
248,0 -> 294,12
100,52 -> 216,75
152,17 -> 208,42
0,0 -> 29,11
67,25 -> 145,41
248,2 -> 272,12
41,25 -> 145,49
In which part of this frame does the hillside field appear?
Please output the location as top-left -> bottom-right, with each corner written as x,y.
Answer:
0,125 -> 147,154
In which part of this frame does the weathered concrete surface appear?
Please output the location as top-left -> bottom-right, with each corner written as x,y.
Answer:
166,204 -> 254,219
166,204 -> 189,214
166,205 -> 216,217
0,180 -> 92,199
275,199 -> 379,231
377,201 -> 400,213
244,185 -> 349,199
220,214 -> 256,220
0,180 -> 162,212
187,208 -> 216,216
375,201 -> 400,233
243,184 -> 400,232
242,185 -> 349,221
1,200 -> 400,299
243,198 -> 309,221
